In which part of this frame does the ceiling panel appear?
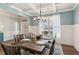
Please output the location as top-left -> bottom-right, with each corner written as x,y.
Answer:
5,3 -> 76,16
56,3 -> 75,11
32,3 -> 53,9
10,3 -> 33,12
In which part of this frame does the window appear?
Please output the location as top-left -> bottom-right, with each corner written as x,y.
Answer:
39,18 -> 48,34
51,14 -> 61,38
15,22 -> 19,34
39,14 -> 61,38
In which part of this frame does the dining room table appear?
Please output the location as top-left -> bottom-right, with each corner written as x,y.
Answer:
1,38 -> 49,54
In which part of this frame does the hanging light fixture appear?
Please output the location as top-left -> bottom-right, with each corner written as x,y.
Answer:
34,3 -> 46,23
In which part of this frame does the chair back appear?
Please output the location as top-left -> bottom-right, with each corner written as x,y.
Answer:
0,43 -> 21,55
19,34 -> 24,40
14,35 -> 21,43
49,40 -> 55,55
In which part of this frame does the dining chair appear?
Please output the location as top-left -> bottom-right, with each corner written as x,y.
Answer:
49,40 -> 55,55
14,35 -> 21,43
0,43 -> 21,55
14,34 -> 33,55
47,34 -> 57,49
19,34 -> 26,40
41,40 -> 55,55
19,33 -> 33,39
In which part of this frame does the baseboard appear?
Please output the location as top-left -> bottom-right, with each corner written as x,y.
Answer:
61,44 -> 73,47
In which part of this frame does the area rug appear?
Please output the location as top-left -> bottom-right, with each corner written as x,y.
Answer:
53,44 -> 64,55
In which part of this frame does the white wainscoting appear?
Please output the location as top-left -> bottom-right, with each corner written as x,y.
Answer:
61,25 -> 74,46
73,24 -> 79,52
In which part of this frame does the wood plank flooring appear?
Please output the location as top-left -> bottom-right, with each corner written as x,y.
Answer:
0,45 -> 4,55
62,44 -> 79,55
0,44 -> 79,55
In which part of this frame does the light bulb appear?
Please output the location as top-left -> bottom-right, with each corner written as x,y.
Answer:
34,18 -> 36,21
0,25 -> 4,29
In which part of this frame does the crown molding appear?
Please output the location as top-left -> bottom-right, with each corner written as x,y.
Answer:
3,3 -> 79,17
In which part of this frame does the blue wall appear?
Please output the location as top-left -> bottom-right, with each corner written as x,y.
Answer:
29,17 -> 39,26
29,11 -> 74,26
30,11 -> 74,26
60,11 -> 74,25
74,5 -> 79,24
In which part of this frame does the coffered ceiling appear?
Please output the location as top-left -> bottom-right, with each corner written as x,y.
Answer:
5,3 -> 76,16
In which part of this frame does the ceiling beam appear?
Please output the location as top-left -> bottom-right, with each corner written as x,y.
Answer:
27,3 -> 39,13
72,4 -> 79,10
52,3 -> 56,12
32,8 -> 74,17
8,5 -> 33,16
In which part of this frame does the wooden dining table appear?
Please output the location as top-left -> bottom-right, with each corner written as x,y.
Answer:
1,39 -> 49,54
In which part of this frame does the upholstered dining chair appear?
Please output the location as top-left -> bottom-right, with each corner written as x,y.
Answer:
14,35 -> 21,43
40,40 -> 55,55
47,34 -> 57,49
0,43 -> 21,55
49,40 -> 55,55
19,34 -> 24,40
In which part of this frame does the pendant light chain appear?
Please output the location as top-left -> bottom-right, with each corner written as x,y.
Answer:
40,3 -> 41,17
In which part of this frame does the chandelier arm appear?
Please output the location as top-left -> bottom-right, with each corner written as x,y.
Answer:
34,3 -> 46,23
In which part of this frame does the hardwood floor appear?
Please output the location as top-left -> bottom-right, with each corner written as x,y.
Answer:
0,45 -> 4,55
62,44 -> 79,55
0,44 -> 79,55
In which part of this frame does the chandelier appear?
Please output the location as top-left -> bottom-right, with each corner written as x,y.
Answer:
34,3 -> 46,23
